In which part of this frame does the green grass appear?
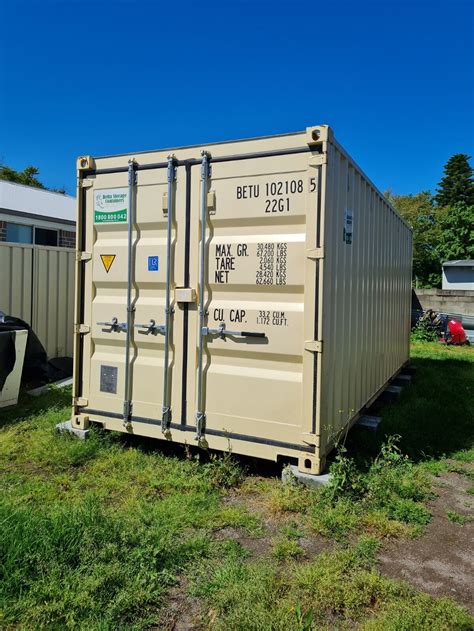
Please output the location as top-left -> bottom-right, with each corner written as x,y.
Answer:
190,536 -> 473,630
446,510 -> 470,525
368,341 -> 474,462
0,390 -> 259,629
1,341 -> 473,629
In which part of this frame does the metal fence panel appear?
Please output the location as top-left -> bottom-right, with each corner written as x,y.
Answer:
0,242 -> 74,357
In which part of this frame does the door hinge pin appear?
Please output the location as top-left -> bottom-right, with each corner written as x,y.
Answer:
74,324 -> 90,334
123,400 -> 133,426
195,411 -> 206,441
162,406 -> 172,432
76,251 -> 92,262
305,340 -> 323,353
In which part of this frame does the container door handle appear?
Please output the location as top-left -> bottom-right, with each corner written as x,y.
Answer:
195,151 -> 211,441
204,323 -> 266,339
134,319 -> 166,335
97,317 -> 126,332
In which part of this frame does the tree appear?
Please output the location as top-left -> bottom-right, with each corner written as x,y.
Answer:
0,163 -> 67,193
387,191 -> 445,287
437,202 -> 474,262
434,154 -> 474,206
0,164 -> 45,188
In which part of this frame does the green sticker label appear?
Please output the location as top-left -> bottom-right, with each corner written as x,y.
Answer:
94,188 -> 128,224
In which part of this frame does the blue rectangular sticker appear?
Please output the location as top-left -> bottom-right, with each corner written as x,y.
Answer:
148,256 -> 159,271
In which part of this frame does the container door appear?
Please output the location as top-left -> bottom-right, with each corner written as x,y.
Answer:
84,164 -> 184,425
187,152 -> 319,450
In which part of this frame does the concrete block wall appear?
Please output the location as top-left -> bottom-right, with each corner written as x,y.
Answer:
414,288 -> 474,316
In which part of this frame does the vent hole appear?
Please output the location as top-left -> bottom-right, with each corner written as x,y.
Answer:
304,459 -> 312,469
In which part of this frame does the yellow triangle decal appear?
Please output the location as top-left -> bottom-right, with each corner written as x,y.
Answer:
100,254 -> 116,273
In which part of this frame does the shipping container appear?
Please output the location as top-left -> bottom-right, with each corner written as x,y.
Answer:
0,243 -> 75,358
71,126 -> 412,475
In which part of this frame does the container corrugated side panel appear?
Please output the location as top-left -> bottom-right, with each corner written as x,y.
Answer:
318,140 -> 412,454
0,243 -> 33,322
32,246 -> 75,358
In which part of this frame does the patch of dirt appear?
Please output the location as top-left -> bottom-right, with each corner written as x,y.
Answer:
155,578 -> 204,631
213,525 -> 273,557
219,487 -> 332,560
378,471 -> 474,613
157,486 -> 333,629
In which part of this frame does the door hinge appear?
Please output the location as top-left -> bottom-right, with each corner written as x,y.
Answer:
207,190 -> 216,211
308,153 -> 327,167
73,397 -> 88,407
76,251 -> 92,262
80,178 -> 94,189
305,340 -> 323,353
306,247 -> 324,260
74,324 -> 90,334
301,432 -> 319,446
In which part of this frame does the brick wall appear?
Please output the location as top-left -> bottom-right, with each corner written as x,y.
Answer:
59,229 -> 76,248
0,220 -> 6,241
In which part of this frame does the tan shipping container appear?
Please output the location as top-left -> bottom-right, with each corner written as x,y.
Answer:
72,126 -> 412,475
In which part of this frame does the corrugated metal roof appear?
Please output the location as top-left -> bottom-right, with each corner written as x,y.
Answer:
0,180 -> 75,222
442,260 -> 474,267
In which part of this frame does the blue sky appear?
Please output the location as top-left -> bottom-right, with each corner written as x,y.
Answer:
1,0 -> 473,196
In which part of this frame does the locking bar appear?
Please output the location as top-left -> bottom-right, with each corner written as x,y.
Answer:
203,322 -> 266,339
162,155 -> 177,432
123,159 -> 137,427
134,319 -> 165,335
195,151 -> 211,440
97,317 -> 126,332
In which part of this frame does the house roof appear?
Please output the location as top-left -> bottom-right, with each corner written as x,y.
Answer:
0,180 -> 75,223
443,260 -> 474,267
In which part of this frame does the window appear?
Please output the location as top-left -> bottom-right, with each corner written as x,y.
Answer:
34,227 -> 58,246
5,223 -> 33,244
4,222 -> 59,246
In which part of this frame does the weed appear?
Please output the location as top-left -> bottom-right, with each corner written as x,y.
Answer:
311,496 -> 360,540
272,536 -> 304,561
360,510 -> 416,539
280,521 -> 303,539
204,449 -> 245,489
293,603 -> 314,631
411,319 -> 439,343
324,444 -> 366,502
211,505 -> 263,536
267,480 -> 313,514
446,510 -> 470,525
218,538 -> 249,560
311,437 -> 432,541
361,592 -> 474,630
